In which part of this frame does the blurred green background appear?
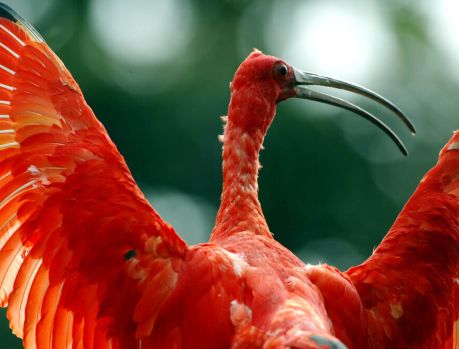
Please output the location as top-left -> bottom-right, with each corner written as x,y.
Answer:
2,0 -> 459,347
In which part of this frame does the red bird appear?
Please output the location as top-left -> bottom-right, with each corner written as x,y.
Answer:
0,3 -> 457,349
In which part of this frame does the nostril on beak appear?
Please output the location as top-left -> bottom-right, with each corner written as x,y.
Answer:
308,335 -> 348,349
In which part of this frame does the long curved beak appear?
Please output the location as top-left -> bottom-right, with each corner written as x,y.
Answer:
293,68 -> 415,156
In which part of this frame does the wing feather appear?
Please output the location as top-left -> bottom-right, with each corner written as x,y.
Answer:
23,263 -> 48,349
0,3 -> 189,348
36,282 -> 63,349
7,255 -> 41,337
0,232 -> 24,305
347,131 -> 459,348
52,304 -> 73,349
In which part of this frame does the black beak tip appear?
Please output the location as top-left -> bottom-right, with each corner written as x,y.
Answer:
292,68 -> 414,157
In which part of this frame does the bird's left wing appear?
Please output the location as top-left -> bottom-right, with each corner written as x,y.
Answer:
0,4 -> 189,348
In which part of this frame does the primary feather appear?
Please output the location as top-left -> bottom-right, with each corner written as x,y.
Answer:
0,3 -> 190,348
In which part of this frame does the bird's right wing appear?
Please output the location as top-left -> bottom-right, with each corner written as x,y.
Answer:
346,131 -> 459,348
0,4 -> 193,349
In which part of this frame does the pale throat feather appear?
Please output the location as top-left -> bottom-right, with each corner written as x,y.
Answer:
210,75 -> 278,241
212,116 -> 274,241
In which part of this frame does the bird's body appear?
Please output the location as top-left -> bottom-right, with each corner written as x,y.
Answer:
0,3 -> 457,349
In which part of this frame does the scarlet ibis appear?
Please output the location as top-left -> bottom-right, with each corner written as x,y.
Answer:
0,3 -> 457,349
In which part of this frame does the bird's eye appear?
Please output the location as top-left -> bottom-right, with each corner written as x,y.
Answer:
274,62 -> 288,77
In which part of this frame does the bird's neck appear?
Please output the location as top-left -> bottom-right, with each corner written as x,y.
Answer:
211,93 -> 275,242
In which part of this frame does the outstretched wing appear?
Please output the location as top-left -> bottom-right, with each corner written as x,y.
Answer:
347,131 -> 459,348
0,4 -> 188,348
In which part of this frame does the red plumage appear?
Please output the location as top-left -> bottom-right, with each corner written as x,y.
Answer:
0,3 -> 457,349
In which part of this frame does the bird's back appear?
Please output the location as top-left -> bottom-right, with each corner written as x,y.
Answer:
217,232 -> 349,348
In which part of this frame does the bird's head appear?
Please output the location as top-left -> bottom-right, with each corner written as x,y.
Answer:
228,49 -> 414,154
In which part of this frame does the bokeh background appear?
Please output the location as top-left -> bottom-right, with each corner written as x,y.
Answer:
1,0 -> 459,347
